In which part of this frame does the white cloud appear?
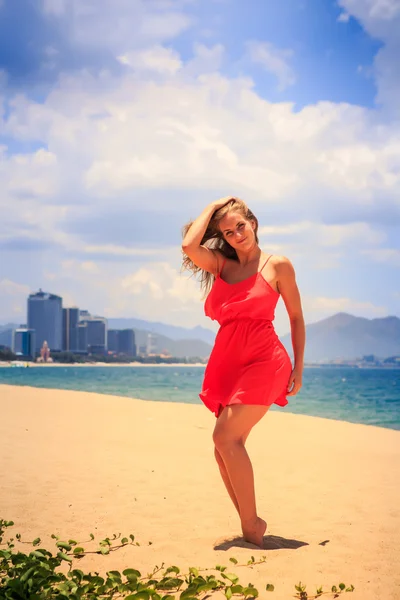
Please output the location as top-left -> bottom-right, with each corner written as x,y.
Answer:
118,46 -> 182,74
83,244 -> 166,257
42,0 -> 193,52
0,279 -> 30,296
3,63 -> 396,212
0,280 -> 31,319
4,149 -> 58,198
245,41 -> 296,91
0,31 -> 399,329
361,248 -> 400,266
338,11 -> 351,21
307,295 -> 388,317
259,221 -> 386,247
338,0 -> 400,115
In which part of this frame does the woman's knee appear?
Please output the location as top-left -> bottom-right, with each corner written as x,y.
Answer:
213,427 -> 237,451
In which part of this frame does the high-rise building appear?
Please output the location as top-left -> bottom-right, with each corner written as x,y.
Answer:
77,323 -> 88,353
107,329 -> 119,353
62,307 -> 80,352
12,328 -> 36,358
80,316 -> 107,354
27,290 -> 63,352
118,329 -> 136,356
107,329 -> 136,356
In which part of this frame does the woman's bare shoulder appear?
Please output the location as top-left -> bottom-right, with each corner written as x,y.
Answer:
270,255 -> 294,269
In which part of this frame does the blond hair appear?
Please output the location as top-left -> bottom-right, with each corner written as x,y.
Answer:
181,198 -> 259,298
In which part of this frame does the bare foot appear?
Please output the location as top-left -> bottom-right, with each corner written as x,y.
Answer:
241,517 -> 267,548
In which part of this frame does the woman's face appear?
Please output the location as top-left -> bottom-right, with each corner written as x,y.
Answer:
218,211 -> 256,249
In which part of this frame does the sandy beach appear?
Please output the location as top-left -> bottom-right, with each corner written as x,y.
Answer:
1,384 -> 399,599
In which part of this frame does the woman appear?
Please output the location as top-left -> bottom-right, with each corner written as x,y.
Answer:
181,197 -> 305,548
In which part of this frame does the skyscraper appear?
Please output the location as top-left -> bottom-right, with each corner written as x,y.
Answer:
12,328 -> 36,358
80,316 -> 107,354
118,329 -> 136,356
107,329 -> 136,356
77,322 -> 88,353
62,307 -> 80,352
107,329 -> 119,353
27,290 -> 63,352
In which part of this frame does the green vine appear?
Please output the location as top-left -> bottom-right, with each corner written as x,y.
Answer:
0,519 -> 354,599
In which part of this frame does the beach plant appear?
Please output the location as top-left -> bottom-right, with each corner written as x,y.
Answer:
0,520 -> 354,600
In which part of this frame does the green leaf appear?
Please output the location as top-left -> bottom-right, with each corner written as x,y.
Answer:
121,537 -> 129,544
124,568 -> 142,579
57,551 -> 72,562
157,577 -> 184,590
56,541 -> 72,551
70,569 -> 84,583
90,533 -> 95,540
73,547 -> 85,555
225,587 -> 233,600
20,567 -> 36,583
100,546 -> 110,555
266,583 -> 275,592
339,583 -> 346,590
30,550 -> 47,559
165,566 -> 180,575
125,592 -> 151,600
68,539 -> 78,545
244,585 -> 259,597
224,573 -> 239,584
229,557 -> 238,564
231,585 -> 244,594
32,537 -> 41,546
179,591 -> 198,600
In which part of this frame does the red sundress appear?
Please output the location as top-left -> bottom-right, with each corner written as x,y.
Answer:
199,255 -> 292,417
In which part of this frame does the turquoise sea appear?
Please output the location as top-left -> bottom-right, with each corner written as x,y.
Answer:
0,365 -> 399,431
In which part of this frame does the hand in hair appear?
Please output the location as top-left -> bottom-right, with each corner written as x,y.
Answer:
211,196 -> 239,210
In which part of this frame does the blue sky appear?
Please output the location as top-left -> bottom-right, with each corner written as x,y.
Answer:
0,0 -> 399,336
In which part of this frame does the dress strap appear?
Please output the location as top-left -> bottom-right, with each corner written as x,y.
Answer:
259,254 -> 273,273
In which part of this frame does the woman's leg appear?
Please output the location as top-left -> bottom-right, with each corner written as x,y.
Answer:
214,424 -> 252,515
213,404 -> 269,547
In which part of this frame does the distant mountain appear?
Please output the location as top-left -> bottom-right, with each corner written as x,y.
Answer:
281,313 -> 400,361
132,327 -> 212,358
108,317 -> 216,345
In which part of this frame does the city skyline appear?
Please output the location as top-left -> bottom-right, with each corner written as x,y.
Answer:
0,0 -> 398,337
9,288 -> 138,358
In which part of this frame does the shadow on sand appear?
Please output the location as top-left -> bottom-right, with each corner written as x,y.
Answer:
214,534 -> 312,551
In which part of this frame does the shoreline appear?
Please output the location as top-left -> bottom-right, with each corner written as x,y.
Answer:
0,361 -> 399,369
0,361 -> 206,367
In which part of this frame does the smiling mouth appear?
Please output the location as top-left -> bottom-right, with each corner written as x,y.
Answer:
237,238 -> 247,244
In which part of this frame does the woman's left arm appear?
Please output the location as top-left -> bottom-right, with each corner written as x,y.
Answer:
276,257 -> 306,396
